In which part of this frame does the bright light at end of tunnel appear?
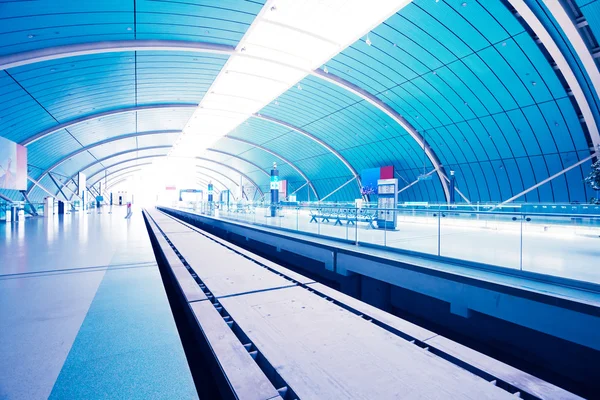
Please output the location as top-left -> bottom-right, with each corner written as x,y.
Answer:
169,0 -> 411,158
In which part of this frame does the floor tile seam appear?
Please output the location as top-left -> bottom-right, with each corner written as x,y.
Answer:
215,283 -> 298,301
0,264 -> 157,281
0,261 -> 157,278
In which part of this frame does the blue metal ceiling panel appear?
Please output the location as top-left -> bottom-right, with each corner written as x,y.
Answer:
0,1 -> 132,56
135,0 -> 263,45
136,108 -> 193,132
27,129 -> 81,174
136,52 -> 227,104
53,152 -> 97,179
137,132 -> 179,148
0,71 -> 57,143
319,0 -> 595,203
0,0 -> 262,55
260,76 -> 357,128
195,159 -> 246,189
89,138 -> 138,160
2,0 -> 599,205
9,53 -> 135,121
66,113 -> 136,146
579,1 -> 600,41
212,138 -> 255,154
201,151 -> 266,184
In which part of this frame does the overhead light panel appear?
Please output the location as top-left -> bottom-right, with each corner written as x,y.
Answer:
170,0 -> 411,157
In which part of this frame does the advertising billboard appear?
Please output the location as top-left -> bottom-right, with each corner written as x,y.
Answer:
360,165 -> 394,196
77,172 -> 86,196
279,179 -> 287,199
0,136 -> 27,190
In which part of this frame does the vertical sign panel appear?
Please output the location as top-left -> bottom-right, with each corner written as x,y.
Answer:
0,136 -> 27,190
77,172 -> 86,196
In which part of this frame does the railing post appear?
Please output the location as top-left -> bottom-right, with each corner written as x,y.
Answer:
355,207 -> 358,245
384,207 -> 387,247
437,205 -> 441,256
520,214 -> 524,271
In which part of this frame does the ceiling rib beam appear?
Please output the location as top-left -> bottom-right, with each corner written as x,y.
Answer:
8,41 -> 454,199
98,169 -> 143,189
105,178 -> 130,193
20,104 -> 195,146
223,136 -> 318,199
311,69 -> 450,202
32,130 -> 180,189
0,40 -> 234,71
90,166 -> 149,188
21,106 -> 349,194
52,147 -> 171,197
195,172 -> 229,193
252,113 -> 361,191
196,158 -> 264,196
510,0 -> 600,150
66,153 -> 257,199
206,148 -> 270,177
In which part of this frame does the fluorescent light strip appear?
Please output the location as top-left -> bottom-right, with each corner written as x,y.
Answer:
170,0 -> 412,158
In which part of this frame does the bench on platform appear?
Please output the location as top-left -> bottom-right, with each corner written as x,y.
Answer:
310,208 -> 377,229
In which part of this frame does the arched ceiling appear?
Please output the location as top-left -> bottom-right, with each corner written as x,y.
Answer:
1,0 -> 599,205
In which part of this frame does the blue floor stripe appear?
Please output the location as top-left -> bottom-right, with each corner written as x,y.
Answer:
49,260 -> 198,399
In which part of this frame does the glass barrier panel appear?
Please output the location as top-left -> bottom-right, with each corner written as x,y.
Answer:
521,212 -> 600,283
439,209 -> 521,269
378,208 -> 439,255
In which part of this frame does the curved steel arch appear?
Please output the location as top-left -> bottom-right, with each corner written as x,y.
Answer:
509,0 -> 600,150
195,177 -> 222,193
195,159 -> 264,196
35,128 -> 266,191
58,148 -> 258,200
6,40 -> 455,199
22,105 -> 354,191
251,113 -> 361,190
35,130 -> 181,186
21,104 -> 196,146
222,136 -> 318,199
311,69 -> 450,201
104,173 -> 224,195
105,178 -> 130,192
53,146 -> 171,196
0,40 -> 234,71
96,170 -> 145,191
205,148 -> 270,177
87,157 -> 240,197
194,171 -> 231,193
195,165 -> 240,190
90,165 -> 150,188
93,165 -> 229,196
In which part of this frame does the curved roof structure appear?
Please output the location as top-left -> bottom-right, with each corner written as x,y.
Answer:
1,0 -> 599,204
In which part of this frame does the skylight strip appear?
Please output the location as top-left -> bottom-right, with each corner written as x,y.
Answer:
170,0 -> 412,158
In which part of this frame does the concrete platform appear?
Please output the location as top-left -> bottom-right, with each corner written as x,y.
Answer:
146,208 -> 583,400
160,206 -> 600,396
220,285 -> 515,400
0,208 -> 197,400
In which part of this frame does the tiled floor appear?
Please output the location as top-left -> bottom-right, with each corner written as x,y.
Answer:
0,207 -> 197,400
